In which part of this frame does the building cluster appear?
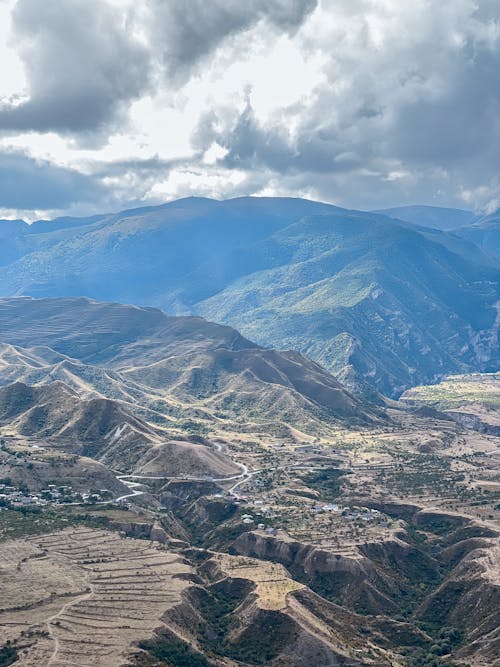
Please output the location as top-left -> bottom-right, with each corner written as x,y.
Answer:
240,513 -> 277,534
0,482 -> 114,508
309,503 -> 391,526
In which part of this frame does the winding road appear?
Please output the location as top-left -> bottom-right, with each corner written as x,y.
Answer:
114,444 -> 253,502
114,452 -> 325,503
114,479 -> 146,503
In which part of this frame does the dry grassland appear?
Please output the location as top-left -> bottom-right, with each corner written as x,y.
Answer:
0,527 -> 191,666
212,552 -> 304,610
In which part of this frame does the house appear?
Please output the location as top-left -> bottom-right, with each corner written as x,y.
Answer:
322,503 -> 340,512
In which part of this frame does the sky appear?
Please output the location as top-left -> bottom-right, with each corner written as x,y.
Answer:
1,0 -> 500,220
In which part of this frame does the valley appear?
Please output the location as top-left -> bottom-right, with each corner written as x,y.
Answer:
2,414 -> 495,667
1,0 -> 500,658
0,296 -> 498,666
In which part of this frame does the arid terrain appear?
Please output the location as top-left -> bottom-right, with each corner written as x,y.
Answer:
0,528 -> 191,666
2,0 -> 500,661
0,298 -> 498,667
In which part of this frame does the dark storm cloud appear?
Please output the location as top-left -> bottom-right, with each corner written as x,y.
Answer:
0,151 -> 104,209
189,0 -> 500,210
389,35 -> 500,166
0,0 -> 317,137
150,0 -> 318,78
0,0 -> 151,134
2,0 -> 500,212
194,103 -> 370,176
93,156 -> 181,177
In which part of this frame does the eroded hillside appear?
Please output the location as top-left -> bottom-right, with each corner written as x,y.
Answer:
0,297 -> 498,667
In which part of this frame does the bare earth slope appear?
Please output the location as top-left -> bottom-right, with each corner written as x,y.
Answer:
0,297 -> 378,429
0,380 -> 241,477
0,528 -> 192,667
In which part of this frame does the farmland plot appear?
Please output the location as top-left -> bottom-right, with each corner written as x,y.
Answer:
0,527 -> 191,666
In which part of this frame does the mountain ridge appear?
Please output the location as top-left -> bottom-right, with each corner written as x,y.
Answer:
0,297 -> 379,433
0,197 -> 498,396
375,204 -> 476,230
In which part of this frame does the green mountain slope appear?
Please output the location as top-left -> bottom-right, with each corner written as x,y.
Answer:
0,197 -> 498,396
192,212 -> 500,395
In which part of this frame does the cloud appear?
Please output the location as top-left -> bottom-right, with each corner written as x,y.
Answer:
1,0 -> 500,214
0,0 -> 151,134
0,150 -> 105,209
195,102 -> 368,175
187,0 -> 500,210
150,0 -> 318,79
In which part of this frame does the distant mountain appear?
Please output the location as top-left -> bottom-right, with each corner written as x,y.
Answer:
191,211 -> 500,396
453,210 -> 500,262
0,197 -> 336,303
0,197 -> 498,395
0,297 -> 376,434
376,205 -> 476,230
0,218 -> 30,266
388,206 -> 500,266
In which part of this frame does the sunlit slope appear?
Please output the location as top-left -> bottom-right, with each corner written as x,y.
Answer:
0,197 -> 498,395
0,297 -> 377,430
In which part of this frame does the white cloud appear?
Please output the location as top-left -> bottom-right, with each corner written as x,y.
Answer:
0,0 -> 500,215
0,0 -> 26,100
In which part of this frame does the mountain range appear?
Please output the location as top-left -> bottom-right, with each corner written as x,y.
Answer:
0,298 -> 377,447
0,239 -> 498,667
452,210 -> 500,262
0,197 -> 499,396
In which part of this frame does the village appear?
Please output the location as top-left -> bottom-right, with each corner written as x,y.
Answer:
229,487 -> 395,551
0,481 -> 114,508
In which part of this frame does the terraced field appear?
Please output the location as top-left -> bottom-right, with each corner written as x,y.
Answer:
212,552 -> 304,610
0,528 -> 191,666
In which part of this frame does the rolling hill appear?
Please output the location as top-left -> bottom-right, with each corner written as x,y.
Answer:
0,380 -> 244,476
0,297 -> 377,436
0,381 -> 154,452
0,197 -> 498,395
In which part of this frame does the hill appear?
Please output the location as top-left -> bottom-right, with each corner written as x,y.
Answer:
0,380 -> 243,477
400,372 -> 500,435
0,381 -> 153,450
0,297 -> 377,435
454,209 -> 500,262
376,205 -> 476,230
0,197 -> 498,395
